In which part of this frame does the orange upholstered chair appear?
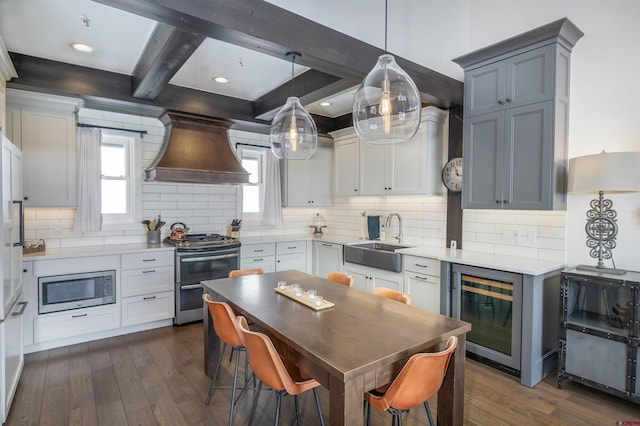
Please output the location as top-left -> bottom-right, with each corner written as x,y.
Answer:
229,268 -> 264,278
365,336 -> 458,425
373,286 -> 412,305
326,271 -> 354,287
202,294 -> 254,426
237,317 -> 325,426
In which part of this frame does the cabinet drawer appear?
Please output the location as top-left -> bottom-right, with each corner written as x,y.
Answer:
240,256 -> 276,273
34,306 -> 119,343
121,250 -> 174,270
403,255 -> 440,276
276,240 -> 306,255
121,266 -> 174,297
241,243 -> 275,258
121,291 -> 174,326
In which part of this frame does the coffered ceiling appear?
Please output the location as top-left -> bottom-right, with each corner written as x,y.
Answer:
0,0 -> 463,133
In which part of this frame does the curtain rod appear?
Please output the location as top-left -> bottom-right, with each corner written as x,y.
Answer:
77,123 -> 148,137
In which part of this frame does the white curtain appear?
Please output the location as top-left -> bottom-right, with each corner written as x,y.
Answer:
74,127 -> 102,232
262,150 -> 283,225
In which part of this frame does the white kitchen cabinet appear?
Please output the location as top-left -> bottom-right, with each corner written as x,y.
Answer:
403,255 -> 441,313
280,142 -> 333,207
240,242 -> 276,272
313,241 -> 343,278
6,90 -> 81,207
2,136 -> 22,317
275,240 -> 307,272
1,294 -> 25,424
121,250 -> 174,326
332,132 -> 360,196
332,107 -> 447,197
33,305 -> 120,343
343,262 -> 403,293
453,19 -> 583,210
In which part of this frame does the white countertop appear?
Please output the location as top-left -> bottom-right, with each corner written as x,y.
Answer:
22,243 -> 174,261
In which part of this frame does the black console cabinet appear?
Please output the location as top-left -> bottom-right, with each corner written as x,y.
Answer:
558,269 -> 640,403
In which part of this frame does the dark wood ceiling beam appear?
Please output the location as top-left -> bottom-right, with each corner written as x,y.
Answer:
132,22 -> 206,100
91,0 -> 463,108
254,70 -> 355,120
7,53 -> 259,123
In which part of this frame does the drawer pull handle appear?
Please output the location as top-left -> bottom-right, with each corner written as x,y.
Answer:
142,269 -> 156,274
254,249 -> 264,252
414,275 -> 428,281
142,258 -> 156,262
254,258 -> 264,262
72,313 -> 88,318
143,296 -> 157,300
322,243 -> 332,247
287,246 -> 296,249
415,264 -> 428,268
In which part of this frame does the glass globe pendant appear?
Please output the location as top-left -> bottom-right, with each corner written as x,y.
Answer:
270,96 -> 317,159
353,53 -> 422,144
270,52 -> 317,159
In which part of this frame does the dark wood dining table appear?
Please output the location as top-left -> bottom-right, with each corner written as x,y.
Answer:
202,270 -> 471,425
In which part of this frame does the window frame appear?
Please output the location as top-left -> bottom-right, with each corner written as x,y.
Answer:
236,145 -> 268,223
100,130 -> 142,230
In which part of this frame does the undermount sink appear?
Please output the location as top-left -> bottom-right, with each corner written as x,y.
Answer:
343,242 -> 409,273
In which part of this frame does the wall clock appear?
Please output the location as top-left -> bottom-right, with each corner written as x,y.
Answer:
442,157 -> 463,192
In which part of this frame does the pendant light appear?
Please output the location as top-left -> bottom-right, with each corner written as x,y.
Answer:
270,52 -> 318,159
353,0 -> 421,144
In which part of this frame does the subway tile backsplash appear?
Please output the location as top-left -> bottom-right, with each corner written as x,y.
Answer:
24,109 -> 566,262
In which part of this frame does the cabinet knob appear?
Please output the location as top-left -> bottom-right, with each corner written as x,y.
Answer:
496,200 -> 501,203
23,196 -> 29,201
498,100 -> 504,105
354,188 -> 358,192
505,98 -> 512,103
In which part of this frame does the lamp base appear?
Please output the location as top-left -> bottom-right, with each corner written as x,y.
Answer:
575,264 -> 627,276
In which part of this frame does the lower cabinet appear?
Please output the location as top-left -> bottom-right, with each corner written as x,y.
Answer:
313,241 -> 343,278
241,243 -> 276,272
241,240 -> 309,273
33,305 -> 120,343
344,262 -> 403,293
403,255 -> 441,313
121,291 -> 174,327
275,241 -> 306,272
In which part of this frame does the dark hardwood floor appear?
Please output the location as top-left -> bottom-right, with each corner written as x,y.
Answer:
6,323 -> 639,425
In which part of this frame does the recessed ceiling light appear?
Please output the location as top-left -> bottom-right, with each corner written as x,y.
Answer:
213,76 -> 229,84
319,101 -> 332,107
69,42 -> 95,53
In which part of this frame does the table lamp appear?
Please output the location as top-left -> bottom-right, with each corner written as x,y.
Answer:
567,151 -> 640,275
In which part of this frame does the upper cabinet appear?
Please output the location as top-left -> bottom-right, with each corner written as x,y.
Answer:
6,90 -> 81,207
453,18 -> 583,210
281,140 -> 333,207
331,106 -> 447,197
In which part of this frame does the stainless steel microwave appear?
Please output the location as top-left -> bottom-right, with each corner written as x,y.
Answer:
38,270 -> 116,314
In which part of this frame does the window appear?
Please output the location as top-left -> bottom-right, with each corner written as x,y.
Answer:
100,131 -> 141,229
238,146 -> 267,221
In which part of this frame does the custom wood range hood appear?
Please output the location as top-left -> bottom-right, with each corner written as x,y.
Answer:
145,112 -> 249,184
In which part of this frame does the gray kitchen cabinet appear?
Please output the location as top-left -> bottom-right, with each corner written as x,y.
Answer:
558,269 -> 640,404
6,91 -> 81,207
332,132 -> 360,196
313,241 -> 343,278
280,141 -> 332,207
453,18 -> 583,210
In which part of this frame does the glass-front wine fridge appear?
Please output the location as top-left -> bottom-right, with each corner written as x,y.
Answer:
451,264 -> 523,373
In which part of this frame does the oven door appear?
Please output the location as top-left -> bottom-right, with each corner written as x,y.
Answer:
175,248 -> 239,324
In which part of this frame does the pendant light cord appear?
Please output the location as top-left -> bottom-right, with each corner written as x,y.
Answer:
384,0 -> 388,53
291,53 -> 295,96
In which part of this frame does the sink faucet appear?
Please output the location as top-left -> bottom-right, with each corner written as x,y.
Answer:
385,213 -> 402,244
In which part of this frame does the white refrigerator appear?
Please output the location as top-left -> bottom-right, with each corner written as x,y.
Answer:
0,134 -> 25,424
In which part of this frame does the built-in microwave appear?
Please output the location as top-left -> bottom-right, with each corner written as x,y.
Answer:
38,270 -> 116,314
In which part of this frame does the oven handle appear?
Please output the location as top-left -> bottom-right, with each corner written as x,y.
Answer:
181,283 -> 203,290
181,253 -> 239,263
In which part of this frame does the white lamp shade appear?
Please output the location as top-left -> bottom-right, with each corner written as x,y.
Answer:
567,151 -> 640,194
270,96 -> 317,160
353,54 -> 422,145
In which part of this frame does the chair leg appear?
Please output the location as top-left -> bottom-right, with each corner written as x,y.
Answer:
366,401 -> 371,426
424,401 -> 435,426
312,387 -> 325,426
205,342 -> 227,404
227,346 -> 241,426
294,395 -> 301,426
397,411 -> 403,426
274,392 -> 282,426
248,380 -> 263,426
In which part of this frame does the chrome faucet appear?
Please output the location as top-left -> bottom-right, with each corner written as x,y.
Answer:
385,213 -> 402,244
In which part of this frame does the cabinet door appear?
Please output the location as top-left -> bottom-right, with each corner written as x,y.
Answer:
463,111 -> 505,209
282,144 -> 332,207
504,102 -> 553,210
464,61 -> 505,117
313,242 -> 343,278
121,291 -> 174,326
390,129 -> 426,195
276,253 -> 306,272
506,45 -> 554,110
405,273 -> 440,313
21,108 -> 76,207
334,137 -> 360,196
372,272 -> 403,293
344,266 -> 371,292
360,143 -> 389,195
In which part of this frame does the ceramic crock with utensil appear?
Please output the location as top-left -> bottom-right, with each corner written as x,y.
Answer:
170,222 -> 190,240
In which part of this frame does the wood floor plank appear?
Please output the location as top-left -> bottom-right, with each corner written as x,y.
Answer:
6,322 -> 640,426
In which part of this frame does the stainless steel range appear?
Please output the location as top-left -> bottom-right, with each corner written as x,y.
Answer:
164,233 -> 240,325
